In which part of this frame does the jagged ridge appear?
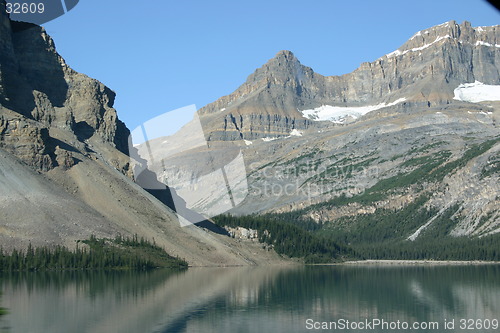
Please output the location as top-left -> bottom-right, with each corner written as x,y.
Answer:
199,20 -> 500,141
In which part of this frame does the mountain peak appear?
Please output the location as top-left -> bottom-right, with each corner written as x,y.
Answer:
273,49 -> 296,60
263,49 -> 301,71
251,49 -> 311,83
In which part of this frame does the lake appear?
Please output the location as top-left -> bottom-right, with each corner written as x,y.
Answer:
1,264 -> 499,333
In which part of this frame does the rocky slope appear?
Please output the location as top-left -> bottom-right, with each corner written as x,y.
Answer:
0,5 -> 284,266
147,21 -> 500,241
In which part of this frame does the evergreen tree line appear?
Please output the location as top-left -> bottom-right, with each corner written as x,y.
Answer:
0,292 -> 5,316
216,192 -> 500,262
213,214 -> 354,263
353,234 -> 500,261
0,235 -> 187,272
319,196 -> 500,261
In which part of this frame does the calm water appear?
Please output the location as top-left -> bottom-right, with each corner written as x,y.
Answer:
1,265 -> 499,333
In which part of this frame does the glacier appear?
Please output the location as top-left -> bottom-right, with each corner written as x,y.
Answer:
300,98 -> 407,123
453,81 -> 500,103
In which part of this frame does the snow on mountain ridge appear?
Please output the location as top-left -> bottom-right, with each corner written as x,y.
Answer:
475,41 -> 500,48
387,35 -> 451,58
385,21 -> 499,59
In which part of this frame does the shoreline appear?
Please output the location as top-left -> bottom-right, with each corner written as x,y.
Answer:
338,259 -> 500,266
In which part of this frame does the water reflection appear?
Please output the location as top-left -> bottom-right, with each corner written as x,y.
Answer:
1,265 -> 499,333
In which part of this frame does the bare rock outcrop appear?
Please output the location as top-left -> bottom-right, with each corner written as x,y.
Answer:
0,5 -> 130,173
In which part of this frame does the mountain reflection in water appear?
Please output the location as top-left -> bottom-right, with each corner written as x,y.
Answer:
1,264 -> 499,333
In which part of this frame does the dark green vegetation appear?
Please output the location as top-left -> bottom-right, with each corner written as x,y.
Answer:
213,215 -> 353,263
0,294 -> 5,316
219,199 -> 500,262
321,198 -> 500,261
0,235 -> 187,271
219,138 -> 500,262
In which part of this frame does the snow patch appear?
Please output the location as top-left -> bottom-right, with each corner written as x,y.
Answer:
300,98 -> 407,123
475,41 -> 500,48
453,81 -> 500,103
410,31 -> 422,40
260,130 -> 303,143
468,111 -> 493,115
244,140 -> 253,146
386,49 -> 402,58
220,108 -> 226,112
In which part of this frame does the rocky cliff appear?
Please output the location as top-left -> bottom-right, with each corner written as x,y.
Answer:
0,4 -> 284,266
0,3 -> 130,173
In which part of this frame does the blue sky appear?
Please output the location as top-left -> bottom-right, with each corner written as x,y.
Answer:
43,0 -> 500,130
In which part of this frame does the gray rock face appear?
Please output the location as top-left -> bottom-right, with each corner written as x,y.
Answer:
0,9 -> 130,172
199,21 -> 500,140
0,113 -> 53,171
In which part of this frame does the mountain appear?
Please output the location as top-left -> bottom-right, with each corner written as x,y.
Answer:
199,20 -> 499,139
149,20 -> 499,252
0,5 -> 284,266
